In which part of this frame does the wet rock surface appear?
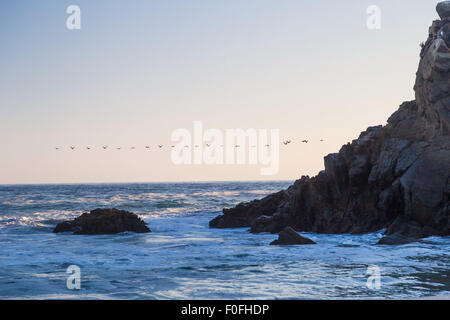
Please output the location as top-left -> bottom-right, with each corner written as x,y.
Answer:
377,234 -> 418,245
270,227 -> 316,245
54,208 -> 151,235
210,5 -> 450,243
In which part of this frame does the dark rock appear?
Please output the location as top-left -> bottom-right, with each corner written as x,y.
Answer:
53,221 -> 75,233
209,191 -> 288,228
437,1 -> 450,20
53,208 -> 151,235
210,4 -> 450,242
385,216 -> 422,237
270,227 -> 316,245
250,214 -> 285,234
377,234 -> 418,245
250,215 -> 276,233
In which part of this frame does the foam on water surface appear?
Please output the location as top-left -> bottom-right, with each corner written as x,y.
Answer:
0,182 -> 449,299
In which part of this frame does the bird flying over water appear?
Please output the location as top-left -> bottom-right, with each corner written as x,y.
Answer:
302,140 -> 309,143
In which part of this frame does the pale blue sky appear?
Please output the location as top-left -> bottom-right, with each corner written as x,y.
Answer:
0,0 -> 441,184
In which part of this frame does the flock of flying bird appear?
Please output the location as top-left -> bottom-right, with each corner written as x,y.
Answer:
54,139 -> 325,150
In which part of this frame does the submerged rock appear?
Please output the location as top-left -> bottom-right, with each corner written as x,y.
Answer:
210,4 -> 450,243
53,208 -> 151,235
270,227 -> 316,245
377,234 -> 418,245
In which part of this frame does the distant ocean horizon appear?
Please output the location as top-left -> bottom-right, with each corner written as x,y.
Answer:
1,181 -> 449,299
0,179 -> 295,187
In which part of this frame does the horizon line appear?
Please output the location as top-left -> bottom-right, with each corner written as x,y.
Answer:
0,178 -> 296,187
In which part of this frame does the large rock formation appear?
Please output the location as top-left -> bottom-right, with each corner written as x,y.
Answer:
210,3 -> 450,243
54,208 -> 151,235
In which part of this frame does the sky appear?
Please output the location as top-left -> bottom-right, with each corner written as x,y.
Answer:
0,0 -> 442,184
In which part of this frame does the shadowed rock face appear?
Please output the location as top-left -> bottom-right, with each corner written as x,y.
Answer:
210,4 -> 450,243
270,227 -> 316,245
54,208 -> 151,235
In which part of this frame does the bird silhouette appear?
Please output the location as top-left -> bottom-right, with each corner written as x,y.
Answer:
117,147 -> 122,150
102,146 -> 108,150
302,140 -> 309,143
283,140 -> 291,145
55,147 -> 60,150
158,145 -> 163,148
86,147 -> 91,150
70,146 -> 75,150
320,139 -> 325,142
145,146 -> 150,149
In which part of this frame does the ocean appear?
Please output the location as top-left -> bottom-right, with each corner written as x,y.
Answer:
0,181 -> 449,299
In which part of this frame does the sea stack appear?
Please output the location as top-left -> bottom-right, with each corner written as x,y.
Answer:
210,3 -> 450,243
54,208 -> 151,235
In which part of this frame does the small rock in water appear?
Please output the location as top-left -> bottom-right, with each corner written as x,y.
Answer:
377,234 -> 418,245
270,227 -> 316,245
53,208 -> 151,235
437,1 -> 450,19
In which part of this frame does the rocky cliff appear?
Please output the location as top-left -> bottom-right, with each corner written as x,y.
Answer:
210,3 -> 450,243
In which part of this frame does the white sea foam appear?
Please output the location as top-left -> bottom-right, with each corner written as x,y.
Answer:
0,181 -> 448,299
191,191 -> 240,197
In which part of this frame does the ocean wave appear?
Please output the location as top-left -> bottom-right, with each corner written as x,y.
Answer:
1,181 -> 448,299
246,189 -> 275,195
0,210 -> 82,228
0,192 -> 192,207
191,191 -> 240,197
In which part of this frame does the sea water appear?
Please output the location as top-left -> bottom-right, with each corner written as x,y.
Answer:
0,181 -> 448,299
